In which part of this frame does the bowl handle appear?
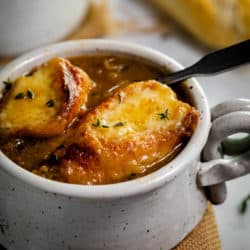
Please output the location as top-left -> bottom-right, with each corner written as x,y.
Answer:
197,99 -> 250,204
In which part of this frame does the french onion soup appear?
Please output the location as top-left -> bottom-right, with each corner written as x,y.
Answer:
0,55 -> 199,185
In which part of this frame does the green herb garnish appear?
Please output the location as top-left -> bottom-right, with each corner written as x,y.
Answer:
113,122 -> 125,127
127,173 -> 137,180
3,79 -> 12,93
47,153 -> 58,165
239,194 -> 250,214
27,89 -> 35,99
46,99 -> 55,107
157,109 -> 169,120
15,92 -> 25,99
56,144 -> 65,150
14,89 -> 35,100
118,94 -> 122,103
92,120 -> 124,128
92,119 -> 101,127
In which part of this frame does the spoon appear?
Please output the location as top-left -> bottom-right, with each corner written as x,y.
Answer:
158,39 -> 250,85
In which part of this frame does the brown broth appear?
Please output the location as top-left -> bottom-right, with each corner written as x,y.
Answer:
69,54 -> 164,108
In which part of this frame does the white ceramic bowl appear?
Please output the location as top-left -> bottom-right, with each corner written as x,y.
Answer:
0,40 -> 249,250
0,0 -> 88,56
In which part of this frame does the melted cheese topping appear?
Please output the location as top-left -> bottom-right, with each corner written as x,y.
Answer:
59,80 -> 199,184
0,58 -> 93,137
85,80 -> 192,138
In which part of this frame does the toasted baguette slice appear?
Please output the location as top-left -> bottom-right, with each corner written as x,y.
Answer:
59,80 -> 199,185
152,0 -> 250,48
0,58 -> 93,137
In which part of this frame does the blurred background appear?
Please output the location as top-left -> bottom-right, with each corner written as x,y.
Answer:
0,0 -> 249,249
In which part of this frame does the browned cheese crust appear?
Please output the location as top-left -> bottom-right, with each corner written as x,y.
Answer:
0,58 -> 93,137
59,80 -> 199,185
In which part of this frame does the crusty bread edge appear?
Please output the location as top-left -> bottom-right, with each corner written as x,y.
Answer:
152,0 -> 248,48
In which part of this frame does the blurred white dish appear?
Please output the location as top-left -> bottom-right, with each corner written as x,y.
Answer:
0,0 -> 88,57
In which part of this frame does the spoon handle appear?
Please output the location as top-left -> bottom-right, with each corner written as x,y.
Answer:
163,39 -> 250,84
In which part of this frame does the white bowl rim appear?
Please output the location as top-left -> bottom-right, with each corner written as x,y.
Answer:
0,39 -> 211,199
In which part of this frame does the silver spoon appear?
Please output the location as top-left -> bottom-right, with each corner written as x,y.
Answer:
158,39 -> 250,85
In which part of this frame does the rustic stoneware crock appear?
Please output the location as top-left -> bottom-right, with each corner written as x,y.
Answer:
0,40 -> 249,250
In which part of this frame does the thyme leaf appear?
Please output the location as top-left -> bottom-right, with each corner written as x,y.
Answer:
56,144 -> 65,150
14,92 -> 25,99
27,89 -> 35,99
113,122 -> 125,127
157,109 -> 169,120
92,120 -> 124,128
92,119 -> 101,127
127,173 -> 137,180
46,99 -> 55,107
101,125 -> 109,128
47,153 -> 58,165
118,94 -> 122,103
3,79 -> 12,93
239,194 -> 250,214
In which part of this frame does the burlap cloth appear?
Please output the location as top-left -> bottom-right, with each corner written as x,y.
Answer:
174,203 -> 221,250
0,2 -> 222,249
